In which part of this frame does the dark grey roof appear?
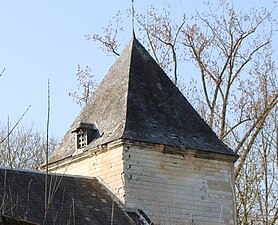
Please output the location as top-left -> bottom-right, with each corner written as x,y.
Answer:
0,168 -> 136,225
48,34 -> 237,164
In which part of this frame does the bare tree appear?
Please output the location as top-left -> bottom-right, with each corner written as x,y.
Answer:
0,122 -> 57,170
85,11 -> 123,57
178,1 -> 277,176
134,3 -> 186,85
69,65 -> 97,107
235,46 -> 277,224
236,110 -> 277,224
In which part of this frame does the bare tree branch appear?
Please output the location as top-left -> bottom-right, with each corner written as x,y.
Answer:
0,105 -> 31,144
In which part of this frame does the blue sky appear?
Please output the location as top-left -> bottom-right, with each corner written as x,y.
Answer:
0,0 -> 276,140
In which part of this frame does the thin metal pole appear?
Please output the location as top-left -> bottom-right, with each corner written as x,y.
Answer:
132,0 -> 135,33
45,79 -> 50,211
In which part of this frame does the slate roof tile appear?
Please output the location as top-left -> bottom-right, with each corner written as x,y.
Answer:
0,168 -> 136,225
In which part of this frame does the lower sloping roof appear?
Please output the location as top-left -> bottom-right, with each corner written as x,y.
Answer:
0,215 -> 38,225
0,168 -> 135,225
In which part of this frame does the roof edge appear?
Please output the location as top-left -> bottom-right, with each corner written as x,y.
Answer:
120,34 -> 137,140
44,138 -> 238,170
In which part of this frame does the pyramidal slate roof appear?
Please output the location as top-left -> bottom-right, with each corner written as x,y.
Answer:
48,33 -> 237,164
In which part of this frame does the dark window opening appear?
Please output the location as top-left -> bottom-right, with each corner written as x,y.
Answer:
71,122 -> 99,149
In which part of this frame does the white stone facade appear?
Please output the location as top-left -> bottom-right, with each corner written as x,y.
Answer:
123,142 -> 236,225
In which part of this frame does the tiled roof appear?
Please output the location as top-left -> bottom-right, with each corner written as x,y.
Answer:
48,33 -> 237,164
0,168 -> 136,225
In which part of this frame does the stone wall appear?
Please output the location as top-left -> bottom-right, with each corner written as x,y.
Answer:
122,142 -> 236,225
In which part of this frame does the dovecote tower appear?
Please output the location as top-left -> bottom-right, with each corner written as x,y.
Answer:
42,34 -> 238,225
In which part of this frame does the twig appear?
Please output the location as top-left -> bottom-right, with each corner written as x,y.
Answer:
0,105 -> 31,144
0,68 -> 5,77
7,117 -> 12,169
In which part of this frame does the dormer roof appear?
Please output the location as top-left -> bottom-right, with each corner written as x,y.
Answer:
48,34 -> 238,164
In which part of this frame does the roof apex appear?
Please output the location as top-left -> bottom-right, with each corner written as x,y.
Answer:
48,35 -> 238,164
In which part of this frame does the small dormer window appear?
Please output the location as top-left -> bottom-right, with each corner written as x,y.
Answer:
71,122 -> 99,149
